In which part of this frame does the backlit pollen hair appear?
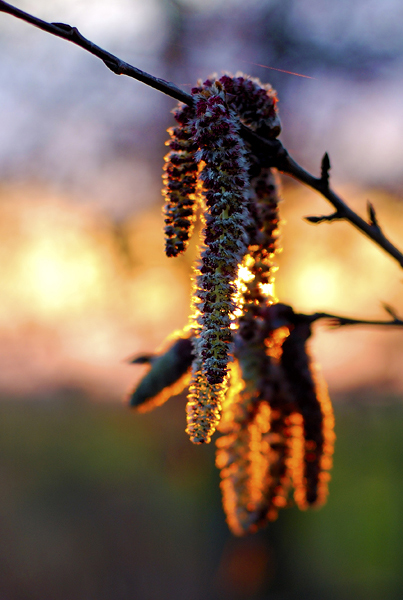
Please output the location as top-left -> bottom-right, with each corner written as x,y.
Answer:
128,73 -> 336,536
163,104 -> 198,257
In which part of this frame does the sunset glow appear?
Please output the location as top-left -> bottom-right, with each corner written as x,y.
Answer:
0,184 -> 403,398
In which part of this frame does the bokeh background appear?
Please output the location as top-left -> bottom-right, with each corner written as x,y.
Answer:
1,0 -> 403,598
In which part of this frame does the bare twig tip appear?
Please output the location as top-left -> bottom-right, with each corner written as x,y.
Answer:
305,212 -> 340,224
382,303 -> 399,320
367,200 -> 380,229
320,152 -> 331,185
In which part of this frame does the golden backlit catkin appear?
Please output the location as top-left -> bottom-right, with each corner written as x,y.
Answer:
183,74 -> 282,444
215,304 -> 291,535
216,401 -> 272,536
215,309 -> 275,534
186,369 -> 226,444
129,73 -> 337,537
280,320 -> 335,508
215,353 -> 274,535
243,167 -> 281,308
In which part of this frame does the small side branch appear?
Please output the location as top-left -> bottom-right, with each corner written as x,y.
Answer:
276,151 -> 403,269
320,152 -> 331,187
1,1 -> 403,269
367,200 -> 381,231
305,211 -> 342,224
304,305 -> 403,328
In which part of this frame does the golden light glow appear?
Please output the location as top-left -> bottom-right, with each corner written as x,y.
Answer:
0,187 -> 191,397
237,264 -> 255,284
230,261 -> 254,327
1,183 -> 403,399
259,282 -> 276,298
292,262 -> 341,310
22,237 -> 101,316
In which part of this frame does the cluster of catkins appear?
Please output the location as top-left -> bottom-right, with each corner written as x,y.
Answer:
128,74 -> 335,536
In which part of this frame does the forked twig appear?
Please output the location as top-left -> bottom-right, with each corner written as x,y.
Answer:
1,0 -> 403,268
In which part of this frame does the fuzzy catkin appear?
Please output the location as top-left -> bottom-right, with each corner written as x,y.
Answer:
184,81 -> 252,444
166,73 -> 282,445
218,74 -> 280,135
216,358 -> 273,535
163,104 -> 198,257
186,370 -> 225,445
191,82 -> 250,385
280,320 -> 335,508
216,402 -> 272,536
215,305 -> 292,534
127,72 -> 340,537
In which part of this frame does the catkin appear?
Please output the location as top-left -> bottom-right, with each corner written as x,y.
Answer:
128,329 -> 194,412
163,104 -> 198,257
280,320 -> 335,508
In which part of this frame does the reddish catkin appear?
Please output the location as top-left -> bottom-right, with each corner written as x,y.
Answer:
238,166 -> 282,339
280,320 -> 335,508
163,104 -> 198,257
218,73 -> 281,136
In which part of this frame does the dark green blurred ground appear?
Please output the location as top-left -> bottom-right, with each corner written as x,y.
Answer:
0,391 -> 402,600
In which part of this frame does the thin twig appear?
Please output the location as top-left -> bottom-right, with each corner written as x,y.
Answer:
1,0 -> 403,268
0,0 -> 191,104
303,309 -> 403,328
277,152 -> 403,269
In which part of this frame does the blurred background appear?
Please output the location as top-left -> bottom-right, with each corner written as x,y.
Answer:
1,0 -> 403,598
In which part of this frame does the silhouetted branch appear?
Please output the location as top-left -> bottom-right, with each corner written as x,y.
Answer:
303,305 -> 403,328
1,0 -> 403,268
277,152 -> 403,268
0,0 -> 190,104
304,212 -> 341,224
367,200 -> 381,230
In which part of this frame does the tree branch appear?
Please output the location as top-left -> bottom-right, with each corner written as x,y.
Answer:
302,305 -> 403,328
0,0 -> 191,105
1,0 -> 403,269
277,152 -> 403,269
